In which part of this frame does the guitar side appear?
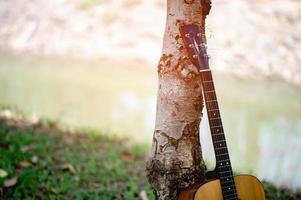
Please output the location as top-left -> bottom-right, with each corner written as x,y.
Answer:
179,175 -> 265,200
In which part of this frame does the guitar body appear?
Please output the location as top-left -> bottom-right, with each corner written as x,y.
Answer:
179,175 -> 265,200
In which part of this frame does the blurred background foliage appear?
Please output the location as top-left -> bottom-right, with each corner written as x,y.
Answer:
0,0 -> 300,199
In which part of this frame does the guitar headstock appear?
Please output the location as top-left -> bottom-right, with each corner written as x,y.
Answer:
179,24 -> 209,71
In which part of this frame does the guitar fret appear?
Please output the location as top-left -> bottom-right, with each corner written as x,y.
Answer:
219,172 -> 234,179
209,119 -> 222,127
221,178 -> 235,185
208,112 -> 220,119
204,92 -> 216,100
216,155 -> 230,161
207,100 -> 217,103
215,142 -> 227,151
212,129 -> 223,134
216,158 -> 230,163
212,134 -> 223,139
216,146 -> 227,150
217,153 -> 229,157
210,117 -> 221,120
222,183 -> 236,190
206,101 -> 219,110
203,82 -> 215,91
213,140 -> 226,143
224,188 -> 237,196
221,181 -> 236,189
225,196 -> 237,200
223,187 -> 236,194
216,148 -> 228,154
201,74 -> 213,81
212,134 -> 225,141
222,185 -> 236,193
223,192 -> 238,199
209,118 -> 221,122
211,125 -> 222,128
218,160 -> 230,166
204,90 -> 215,93
216,147 -> 228,154
218,165 -> 231,170
208,108 -> 219,112
217,155 -> 230,160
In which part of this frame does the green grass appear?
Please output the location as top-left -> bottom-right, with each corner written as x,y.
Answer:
0,113 -> 154,199
0,110 -> 300,199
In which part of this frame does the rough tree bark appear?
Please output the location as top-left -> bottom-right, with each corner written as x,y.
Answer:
146,0 -> 211,199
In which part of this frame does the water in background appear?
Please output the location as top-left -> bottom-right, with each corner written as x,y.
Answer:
0,53 -> 300,190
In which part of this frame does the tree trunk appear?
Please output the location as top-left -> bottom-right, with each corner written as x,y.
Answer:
146,0 -> 211,199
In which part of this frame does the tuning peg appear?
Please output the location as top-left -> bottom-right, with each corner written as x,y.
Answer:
193,55 -> 198,59
185,33 -> 190,38
189,44 -> 194,48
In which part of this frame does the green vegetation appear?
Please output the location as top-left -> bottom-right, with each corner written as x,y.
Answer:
0,109 -> 300,199
0,110 -> 153,199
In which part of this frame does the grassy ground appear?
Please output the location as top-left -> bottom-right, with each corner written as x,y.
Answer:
0,109 -> 153,200
0,109 -> 300,200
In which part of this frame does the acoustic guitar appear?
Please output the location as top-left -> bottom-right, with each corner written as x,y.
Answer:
178,24 -> 265,200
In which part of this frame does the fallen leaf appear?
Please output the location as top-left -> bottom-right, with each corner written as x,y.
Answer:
31,156 -> 39,164
4,177 -> 18,188
140,190 -> 149,200
62,164 -> 76,174
120,151 -> 133,160
0,169 -> 8,178
21,145 -> 35,153
19,161 -> 31,168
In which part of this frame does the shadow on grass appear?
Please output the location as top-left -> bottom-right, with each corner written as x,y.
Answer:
0,109 -> 300,200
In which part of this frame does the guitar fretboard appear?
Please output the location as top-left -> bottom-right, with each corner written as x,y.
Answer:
201,70 -> 238,200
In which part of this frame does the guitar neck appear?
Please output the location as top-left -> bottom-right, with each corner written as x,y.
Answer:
200,70 -> 231,167
200,70 -> 238,199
